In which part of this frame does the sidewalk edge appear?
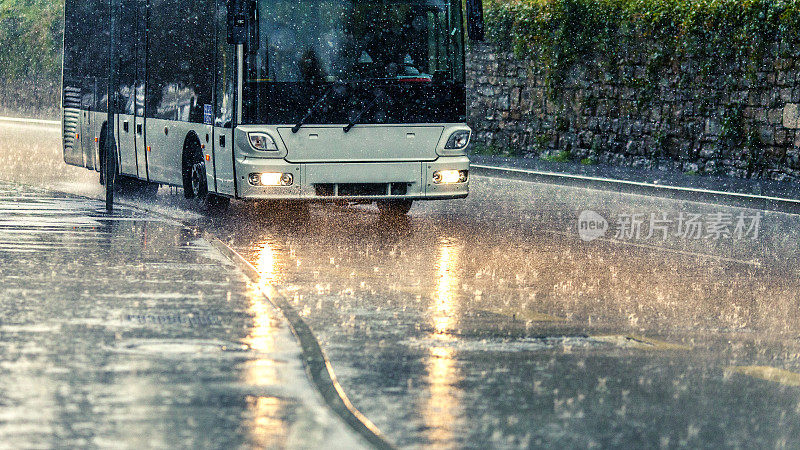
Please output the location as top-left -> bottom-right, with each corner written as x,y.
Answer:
204,233 -> 395,450
472,164 -> 800,214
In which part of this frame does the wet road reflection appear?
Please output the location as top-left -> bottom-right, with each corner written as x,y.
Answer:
209,183 -> 800,447
420,240 -> 464,447
431,240 -> 461,336
421,346 -> 461,447
0,180 -> 362,448
5,120 -> 800,447
243,241 -> 285,447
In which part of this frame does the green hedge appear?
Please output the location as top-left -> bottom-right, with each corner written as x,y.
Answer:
0,0 -> 63,82
0,0 -> 64,115
485,0 -> 800,83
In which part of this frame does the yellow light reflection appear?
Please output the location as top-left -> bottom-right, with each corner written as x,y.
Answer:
424,345 -> 460,445
432,241 -> 461,335
254,239 -> 282,287
243,239 -> 286,446
421,239 -> 464,446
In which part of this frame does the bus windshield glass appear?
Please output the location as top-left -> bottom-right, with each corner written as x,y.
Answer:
243,0 -> 466,125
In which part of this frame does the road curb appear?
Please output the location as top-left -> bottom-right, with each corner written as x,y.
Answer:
472,164 -> 800,214
204,233 -> 395,450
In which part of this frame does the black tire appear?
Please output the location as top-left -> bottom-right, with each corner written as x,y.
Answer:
182,136 -> 229,214
376,199 -> 413,216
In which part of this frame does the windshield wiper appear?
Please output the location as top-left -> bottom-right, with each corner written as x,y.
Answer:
343,89 -> 386,133
292,83 -> 341,133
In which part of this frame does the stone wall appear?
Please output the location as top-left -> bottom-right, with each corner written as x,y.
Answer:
466,42 -> 800,182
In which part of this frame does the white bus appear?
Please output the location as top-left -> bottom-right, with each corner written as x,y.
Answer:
62,0 -> 484,214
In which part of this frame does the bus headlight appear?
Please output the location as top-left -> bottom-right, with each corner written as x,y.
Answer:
444,130 -> 471,149
248,132 -> 279,151
433,170 -> 468,184
249,172 -> 293,186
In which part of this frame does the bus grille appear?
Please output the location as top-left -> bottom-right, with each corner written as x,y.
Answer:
62,108 -> 80,154
314,183 -> 408,197
63,86 -> 81,155
63,86 -> 81,109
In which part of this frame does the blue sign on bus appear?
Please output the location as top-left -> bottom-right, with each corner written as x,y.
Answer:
203,104 -> 213,125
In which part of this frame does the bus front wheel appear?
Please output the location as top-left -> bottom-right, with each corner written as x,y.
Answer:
183,138 -> 229,214
377,199 -> 413,216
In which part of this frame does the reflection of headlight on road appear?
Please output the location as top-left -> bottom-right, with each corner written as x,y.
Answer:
432,170 -> 468,184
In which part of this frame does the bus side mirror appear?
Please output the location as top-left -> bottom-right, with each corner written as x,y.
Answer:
466,0 -> 485,42
226,0 -> 248,44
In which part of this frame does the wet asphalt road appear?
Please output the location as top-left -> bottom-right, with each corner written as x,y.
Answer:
3,119 -> 800,448
0,183 -> 366,448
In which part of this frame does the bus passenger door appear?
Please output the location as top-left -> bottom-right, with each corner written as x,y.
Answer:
212,92 -> 235,196
81,83 -> 95,170
133,0 -> 148,180
212,2 -> 235,196
116,0 -> 138,177
212,124 -> 234,196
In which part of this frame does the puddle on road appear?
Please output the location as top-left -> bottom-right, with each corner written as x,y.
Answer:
402,334 -> 689,353
726,365 -> 800,387
0,323 -> 62,334
592,334 -> 691,350
112,339 -> 251,358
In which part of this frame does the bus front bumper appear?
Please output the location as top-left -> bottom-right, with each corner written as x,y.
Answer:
235,157 -> 469,201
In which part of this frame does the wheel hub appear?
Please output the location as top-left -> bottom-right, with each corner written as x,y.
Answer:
191,162 -> 204,197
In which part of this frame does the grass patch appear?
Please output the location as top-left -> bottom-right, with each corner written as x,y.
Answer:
541,150 -> 572,163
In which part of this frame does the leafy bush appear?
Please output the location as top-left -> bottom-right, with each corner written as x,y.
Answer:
541,149 -> 572,161
0,0 -> 64,115
485,0 -> 800,85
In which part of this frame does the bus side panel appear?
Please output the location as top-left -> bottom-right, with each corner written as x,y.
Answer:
152,121 -> 214,186
144,117 -> 169,184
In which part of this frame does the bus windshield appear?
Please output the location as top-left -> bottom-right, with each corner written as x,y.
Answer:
243,0 -> 466,125
249,0 -> 463,83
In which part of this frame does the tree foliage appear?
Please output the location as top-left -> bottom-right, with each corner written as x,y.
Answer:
0,0 -> 64,114
0,0 -> 63,79
485,0 -> 800,84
